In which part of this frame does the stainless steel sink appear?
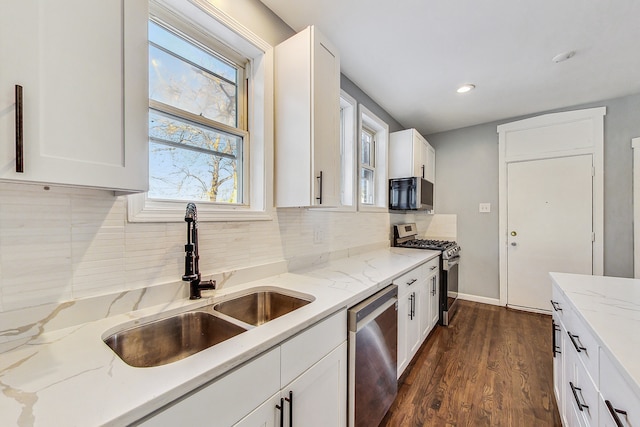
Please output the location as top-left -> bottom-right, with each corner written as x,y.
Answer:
213,291 -> 311,326
104,311 -> 247,367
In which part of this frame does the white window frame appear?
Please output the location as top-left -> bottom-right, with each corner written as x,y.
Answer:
128,0 -> 273,222
358,105 -> 389,212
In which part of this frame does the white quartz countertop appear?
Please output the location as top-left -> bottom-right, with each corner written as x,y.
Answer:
0,247 -> 439,426
550,272 -> 640,398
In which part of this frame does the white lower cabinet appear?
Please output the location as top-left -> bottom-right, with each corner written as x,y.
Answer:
396,256 -> 440,379
552,280 -> 640,427
138,310 -> 347,427
599,348 -> 639,427
235,342 -> 347,427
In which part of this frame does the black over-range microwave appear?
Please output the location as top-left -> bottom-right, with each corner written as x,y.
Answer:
389,177 -> 434,211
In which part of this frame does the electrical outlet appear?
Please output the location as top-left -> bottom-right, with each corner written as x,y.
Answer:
479,203 -> 491,213
313,226 -> 324,244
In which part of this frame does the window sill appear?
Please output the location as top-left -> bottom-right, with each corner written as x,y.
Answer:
127,195 -> 273,222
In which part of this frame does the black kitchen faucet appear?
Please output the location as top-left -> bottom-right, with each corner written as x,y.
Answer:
182,203 -> 216,299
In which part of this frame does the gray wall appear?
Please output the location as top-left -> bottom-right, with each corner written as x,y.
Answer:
341,75 -> 405,132
428,92 -> 640,300
211,0 -> 404,132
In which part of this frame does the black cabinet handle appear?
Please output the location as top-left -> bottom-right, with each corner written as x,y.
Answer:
567,331 -> 587,353
421,165 -> 425,179
316,171 -> 323,204
15,85 -> 24,173
552,320 -> 561,357
407,278 -> 417,286
605,399 -> 627,427
285,391 -> 293,427
550,300 -> 562,312
569,382 -> 589,411
276,397 -> 285,427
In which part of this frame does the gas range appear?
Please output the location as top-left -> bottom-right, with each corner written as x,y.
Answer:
393,223 -> 460,260
392,222 -> 461,326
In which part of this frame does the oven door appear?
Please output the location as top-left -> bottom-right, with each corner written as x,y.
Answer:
441,256 -> 459,326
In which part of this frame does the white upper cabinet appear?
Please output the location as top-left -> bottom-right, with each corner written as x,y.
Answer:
275,26 -> 341,207
0,0 -> 148,193
389,128 -> 435,182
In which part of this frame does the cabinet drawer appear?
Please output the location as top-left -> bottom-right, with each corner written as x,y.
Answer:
281,309 -> 347,387
551,284 -> 572,329
394,266 -> 422,297
565,313 -> 599,386
422,257 -> 439,277
139,347 -> 280,426
567,349 -> 598,427
599,348 -> 640,426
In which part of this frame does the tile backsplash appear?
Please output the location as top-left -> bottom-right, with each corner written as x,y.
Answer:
0,182 -> 391,314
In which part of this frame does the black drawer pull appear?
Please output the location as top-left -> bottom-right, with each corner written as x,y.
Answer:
567,331 -> 587,353
285,391 -> 293,427
15,85 -> 24,173
276,397 -> 285,427
550,300 -> 562,311
605,399 -> 627,427
569,382 -> 589,411
407,278 -> 417,286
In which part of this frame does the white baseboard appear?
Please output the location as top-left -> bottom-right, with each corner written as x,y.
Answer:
457,293 -> 501,306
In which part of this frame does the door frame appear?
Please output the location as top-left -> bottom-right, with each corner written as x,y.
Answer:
497,107 -> 605,307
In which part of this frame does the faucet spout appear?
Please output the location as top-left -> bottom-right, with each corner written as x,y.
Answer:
181,203 -> 216,299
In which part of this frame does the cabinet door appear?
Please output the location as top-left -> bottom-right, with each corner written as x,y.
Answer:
407,289 -> 421,356
311,28 -> 341,207
418,277 -> 430,340
397,290 -> 410,378
274,26 -> 340,207
413,131 -> 426,179
425,143 -> 436,183
234,392 -> 280,427
428,271 -> 440,329
0,0 -> 148,192
284,342 -> 347,427
138,348 -> 281,426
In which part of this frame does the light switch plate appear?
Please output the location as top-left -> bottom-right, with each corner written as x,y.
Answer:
479,203 -> 491,213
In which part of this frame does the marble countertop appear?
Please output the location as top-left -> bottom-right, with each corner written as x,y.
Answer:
0,247 -> 439,426
550,272 -> 640,398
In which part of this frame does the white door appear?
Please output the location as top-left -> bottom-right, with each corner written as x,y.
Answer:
507,155 -> 593,311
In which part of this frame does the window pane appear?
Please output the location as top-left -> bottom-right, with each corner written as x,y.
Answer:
360,168 -> 375,205
150,45 -> 237,126
149,21 -> 236,83
361,129 -> 375,167
149,114 -> 242,203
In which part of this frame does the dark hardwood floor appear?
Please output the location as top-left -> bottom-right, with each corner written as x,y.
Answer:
381,300 -> 562,426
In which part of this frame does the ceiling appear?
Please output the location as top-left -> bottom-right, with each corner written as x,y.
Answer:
259,0 -> 640,135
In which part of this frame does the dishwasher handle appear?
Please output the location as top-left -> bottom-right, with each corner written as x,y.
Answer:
348,284 -> 398,331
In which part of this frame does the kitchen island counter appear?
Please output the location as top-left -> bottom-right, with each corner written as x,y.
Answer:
550,272 -> 640,399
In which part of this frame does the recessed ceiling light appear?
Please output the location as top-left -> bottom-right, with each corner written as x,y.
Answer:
552,50 -> 576,63
457,84 -> 476,94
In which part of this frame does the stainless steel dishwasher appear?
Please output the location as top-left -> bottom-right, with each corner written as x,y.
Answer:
348,284 -> 398,427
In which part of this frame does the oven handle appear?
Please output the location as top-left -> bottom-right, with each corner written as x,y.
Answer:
444,256 -> 460,270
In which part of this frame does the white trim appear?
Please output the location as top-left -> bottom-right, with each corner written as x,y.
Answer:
498,107 -> 605,306
457,293 -> 501,306
358,105 -> 389,212
129,0 -> 274,222
633,137 -> 640,278
506,305 -> 551,315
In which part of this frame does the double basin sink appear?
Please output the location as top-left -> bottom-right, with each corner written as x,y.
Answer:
104,289 -> 312,368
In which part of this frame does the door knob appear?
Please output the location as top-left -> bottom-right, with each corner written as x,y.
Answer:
510,231 -> 517,236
